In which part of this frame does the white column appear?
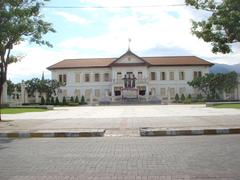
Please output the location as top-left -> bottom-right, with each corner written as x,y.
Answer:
20,81 -> 25,104
90,89 -> 93,105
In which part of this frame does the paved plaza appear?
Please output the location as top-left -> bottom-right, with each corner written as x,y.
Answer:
1,105 -> 240,134
0,135 -> 240,180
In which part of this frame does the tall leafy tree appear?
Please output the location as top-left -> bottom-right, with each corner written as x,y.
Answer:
186,0 -> 240,53
0,0 -> 55,120
25,78 -> 62,97
188,72 -> 238,100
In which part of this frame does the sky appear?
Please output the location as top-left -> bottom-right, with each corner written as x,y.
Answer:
8,0 -> 240,83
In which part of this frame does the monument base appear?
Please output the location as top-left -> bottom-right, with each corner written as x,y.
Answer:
122,88 -> 138,99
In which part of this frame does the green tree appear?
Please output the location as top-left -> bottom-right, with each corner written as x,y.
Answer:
40,96 -> 45,105
44,79 -> 62,97
181,94 -> 186,102
46,96 -> 50,105
186,0 -> 240,53
197,94 -> 203,101
55,97 -> 60,105
7,80 -> 15,96
175,93 -> 180,103
80,96 -> 86,105
188,72 -> 238,100
24,78 -> 62,98
50,96 -> 55,105
186,94 -> 192,103
25,78 -> 41,97
75,96 -> 79,104
62,96 -> 67,105
70,96 -> 74,103
0,0 -> 55,121
223,71 -> 238,93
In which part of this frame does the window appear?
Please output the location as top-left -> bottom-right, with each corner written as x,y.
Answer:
59,74 -> 67,83
160,72 -> 166,80
59,75 -> 62,82
169,72 -> 174,80
170,88 -> 175,97
198,71 -> 202,77
85,74 -> 90,82
104,73 -> 110,81
194,71 -> 202,79
138,72 -> 143,79
95,89 -> 100,97
75,73 -> 80,83
63,74 -> 67,83
85,89 -> 91,98
95,73 -> 100,82
150,72 -> 156,80
117,72 -> 122,80
105,89 -> 111,96
160,88 -> 166,96
179,71 -> 185,80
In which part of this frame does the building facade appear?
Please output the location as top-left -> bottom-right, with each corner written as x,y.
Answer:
47,50 -> 214,104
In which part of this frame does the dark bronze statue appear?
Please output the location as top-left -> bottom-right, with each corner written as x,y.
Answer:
122,73 -> 137,88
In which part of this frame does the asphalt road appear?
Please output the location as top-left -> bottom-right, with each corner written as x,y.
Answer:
0,135 -> 240,180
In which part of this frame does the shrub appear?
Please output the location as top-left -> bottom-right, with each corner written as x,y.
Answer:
40,96 -> 45,105
68,102 -> 79,106
62,96 -> 67,105
215,93 -> 220,100
55,97 -> 60,105
50,97 -> 55,105
180,94 -> 185,102
196,94 -> 203,102
46,96 -> 50,105
80,95 -> 86,105
175,93 -> 179,103
207,94 -> 211,101
75,96 -> 79,104
185,94 -> 192,104
70,96 -> 74,103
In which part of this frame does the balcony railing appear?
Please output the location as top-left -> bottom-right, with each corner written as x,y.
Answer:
112,78 -> 148,85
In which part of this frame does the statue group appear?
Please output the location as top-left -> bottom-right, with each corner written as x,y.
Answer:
122,74 -> 136,88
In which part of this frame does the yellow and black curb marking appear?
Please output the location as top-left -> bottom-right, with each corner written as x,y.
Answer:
140,128 -> 240,136
0,130 -> 105,138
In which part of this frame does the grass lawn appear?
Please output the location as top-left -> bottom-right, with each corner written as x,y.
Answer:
1,108 -> 48,114
212,103 -> 240,109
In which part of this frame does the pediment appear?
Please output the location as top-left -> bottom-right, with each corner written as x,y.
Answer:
110,50 -> 149,66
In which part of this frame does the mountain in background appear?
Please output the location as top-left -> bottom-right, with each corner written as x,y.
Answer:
210,63 -> 240,74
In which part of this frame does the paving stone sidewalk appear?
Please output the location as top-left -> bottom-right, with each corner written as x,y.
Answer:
0,136 -> 240,179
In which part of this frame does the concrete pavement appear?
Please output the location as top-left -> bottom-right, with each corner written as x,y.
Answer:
1,105 -> 240,137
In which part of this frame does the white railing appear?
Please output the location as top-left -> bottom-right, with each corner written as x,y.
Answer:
112,78 -> 148,85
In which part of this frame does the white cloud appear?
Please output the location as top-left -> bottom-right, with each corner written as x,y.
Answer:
8,0 -> 240,82
54,11 -> 89,25
59,4 -> 211,55
61,0 -> 240,64
8,43 -> 85,83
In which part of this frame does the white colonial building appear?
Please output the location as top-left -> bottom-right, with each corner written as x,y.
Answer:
47,49 -> 213,104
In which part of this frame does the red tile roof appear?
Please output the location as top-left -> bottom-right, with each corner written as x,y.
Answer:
47,56 -> 213,70
144,56 -> 213,66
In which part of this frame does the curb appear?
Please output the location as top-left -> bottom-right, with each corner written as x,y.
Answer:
0,130 -> 105,138
139,127 -> 240,136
